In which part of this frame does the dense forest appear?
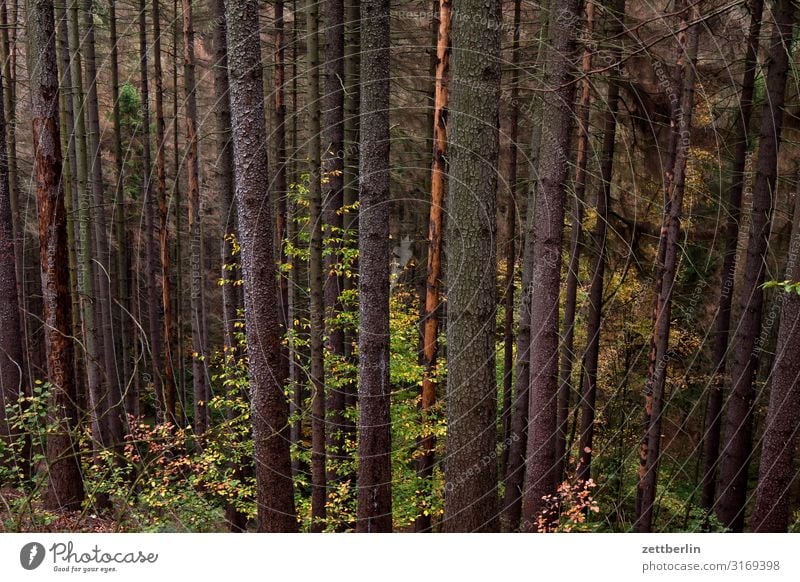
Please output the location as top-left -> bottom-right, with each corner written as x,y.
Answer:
0,0 -> 799,533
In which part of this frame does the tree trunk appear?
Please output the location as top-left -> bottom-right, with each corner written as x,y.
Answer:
700,0 -> 763,513
751,178 -> 800,532
520,0 -> 580,532
576,0 -> 625,485
305,0 -> 327,531
501,3 -> 548,531
30,0 -> 85,509
182,0 -> 209,435
556,1 -> 594,484
716,0 -> 795,531
153,0 -> 176,424
634,1 -> 701,533
442,0 -> 500,533
416,0 -> 450,534
356,0 -> 392,533
225,0 -> 298,532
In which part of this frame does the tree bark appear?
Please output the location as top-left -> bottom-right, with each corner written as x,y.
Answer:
30,0 -> 85,509
416,0 -> 450,534
634,1 -> 701,533
520,0 -> 580,532
700,0 -> 763,513
716,0 -> 795,531
356,0 -> 392,533
442,0 -> 501,533
225,0 -> 298,532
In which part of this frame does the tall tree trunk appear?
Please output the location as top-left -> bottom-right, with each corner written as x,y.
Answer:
68,0 -> 108,452
442,0 -> 500,533
716,0 -> 795,531
225,0 -> 298,532
499,0 -> 521,484
520,0 -> 580,532
501,3 -> 548,531
108,0 -> 132,420
323,0 -> 347,484
172,0 -> 185,423
0,64 -> 22,460
700,0 -> 763,513
30,0 -> 85,509
182,0 -> 209,434
751,178 -> 800,532
153,0 -> 175,424
82,0 -> 123,444
556,0 -> 594,484
416,0 -> 450,534
306,0 -> 327,531
576,0 -> 625,485
356,0 -> 392,533
634,1 -> 701,533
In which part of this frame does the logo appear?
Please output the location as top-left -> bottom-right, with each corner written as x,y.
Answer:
20,542 -> 46,570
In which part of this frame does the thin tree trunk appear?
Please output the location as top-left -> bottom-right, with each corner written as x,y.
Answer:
356,0 -> 392,533
173,0 -> 185,423
274,0 -> 289,387
225,0 -> 298,532
153,0 -> 176,424
30,0 -> 85,509
499,0 -> 521,484
716,0 -> 795,531
82,0 -> 123,445
700,0 -> 764,513
501,4 -> 548,531
442,0 -> 501,533
416,0 -> 450,534
634,1 -> 701,533
306,0 -> 327,531
323,0 -> 347,484
556,0 -> 594,484
182,0 -> 209,435
576,0 -> 625,485
520,0 -> 580,532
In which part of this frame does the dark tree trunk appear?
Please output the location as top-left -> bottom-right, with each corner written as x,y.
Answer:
225,0 -> 298,533
501,3 -> 548,531
30,0 -> 85,509
751,180 -> 800,532
521,0 -> 580,532
182,0 -> 209,435
634,1 -> 701,533
576,0 -> 625,485
442,0 -> 501,533
356,0 -> 392,533
323,0 -> 346,483
716,0 -> 796,531
557,0 -> 594,484
700,0 -> 763,513
416,0 -> 450,534
305,0 -> 327,531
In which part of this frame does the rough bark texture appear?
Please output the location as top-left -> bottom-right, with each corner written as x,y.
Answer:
356,0 -> 392,533
442,0 -> 500,533
576,0 -> 624,485
225,0 -> 297,533
323,0 -> 347,483
634,2 -> 700,533
30,0 -> 85,509
751,182 -> 800,532
305,0 -> 327,531
520,0 -> 580,532
182,0 -> 209,435
501,5 -> 548,531
700,0 -> 763,513
716,0 -> 795,531
416,0 -> 450,534
0,64 -> 22,452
